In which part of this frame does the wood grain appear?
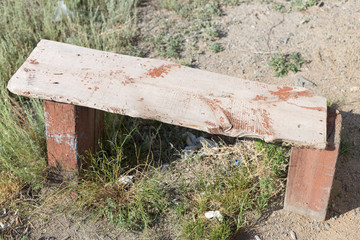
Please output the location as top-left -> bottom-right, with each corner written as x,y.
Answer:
8,40 -> 327,148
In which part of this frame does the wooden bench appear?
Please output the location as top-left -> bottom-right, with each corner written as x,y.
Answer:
7,40 -> 341,220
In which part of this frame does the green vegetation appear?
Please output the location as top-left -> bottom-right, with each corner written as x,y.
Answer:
269,52 -> 306,77
57,138 -> 289,239
263,0 -> 318,12
291,0 -> 318,11
1,0 -> 291,239
210,42 -> 225,53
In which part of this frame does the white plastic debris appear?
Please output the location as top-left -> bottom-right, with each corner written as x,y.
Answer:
204,210 -> 223,221
0,221 -> 6,230
290,230 -> 297,240
117,175 -> 134,185
254,235 -> 261,240
53,1 -> 74,22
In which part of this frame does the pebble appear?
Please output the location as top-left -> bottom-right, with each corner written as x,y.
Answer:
254,235 -> 261,240
312,220 -> 319,228
324,223 -> 331,228
290,230 -> 297,240
294,75 -> 316,87
350,86 -> 360,92
354,209 -> 360,215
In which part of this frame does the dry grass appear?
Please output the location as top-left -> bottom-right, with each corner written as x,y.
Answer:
0,173 -> 22,204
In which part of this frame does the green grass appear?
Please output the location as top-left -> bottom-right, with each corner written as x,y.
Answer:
0,0 -> 143,190
70,139 -> 288,239
209,42 -> 225,53
269,52 -> 306,77
291,0 -> 318,11
1,0 -> 292,239
0,0 -> 143,237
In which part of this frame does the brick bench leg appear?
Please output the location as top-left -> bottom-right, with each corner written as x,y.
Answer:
284,109 -> 341,220
44,100 -> 104,171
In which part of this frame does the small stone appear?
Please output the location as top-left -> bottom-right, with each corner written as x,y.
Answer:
254,235 -> 261,240
324,223 -> 331,228
312,220 -> 319,228
294,75 -> 316,87
350,86 -> 360,92
0,222 -> 7,230
290,230 -> 297,240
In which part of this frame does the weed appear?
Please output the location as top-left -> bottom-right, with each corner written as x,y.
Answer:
272,2 -> 287,13
291,0 -> 318,11
210,42 -> 225,53
179,58 -> 195,67
269,52 -> 306,77
153,33 -> 184,59
339,134 -> 353,157
175,140 -> 289,239
160,0 -> 221,20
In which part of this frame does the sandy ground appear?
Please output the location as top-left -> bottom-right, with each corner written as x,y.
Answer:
199,1 -> 360,239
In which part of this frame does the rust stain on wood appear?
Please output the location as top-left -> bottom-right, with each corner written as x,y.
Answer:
94,86 -> 99,91
29,59 -> 39,64
138,98 -> 144,102
145,64 -> 181,78
269,86 -> 314,101
122,76 -> 135,86
253,95 -> 268,101
201,96 -> 274,136
24,68 -> 30,72
299,106 -> 326,111
205,121 -> 216,127
110,70 -> 123,76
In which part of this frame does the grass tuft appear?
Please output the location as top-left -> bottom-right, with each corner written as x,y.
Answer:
269,52 -> 306,77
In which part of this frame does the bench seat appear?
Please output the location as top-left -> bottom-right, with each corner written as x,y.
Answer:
7,39 -> 341,220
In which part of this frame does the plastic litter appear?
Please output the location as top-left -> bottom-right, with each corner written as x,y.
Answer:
53,1 -> 74,22
117,175 -> 134,185
0,221 -> 6,230
183,132 -> 216,158
204,210 -> 223,221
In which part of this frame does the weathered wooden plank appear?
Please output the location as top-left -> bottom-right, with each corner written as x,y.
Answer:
8,40 -> 327,148
284,109 -> 341,220
44,100 -> 104,171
